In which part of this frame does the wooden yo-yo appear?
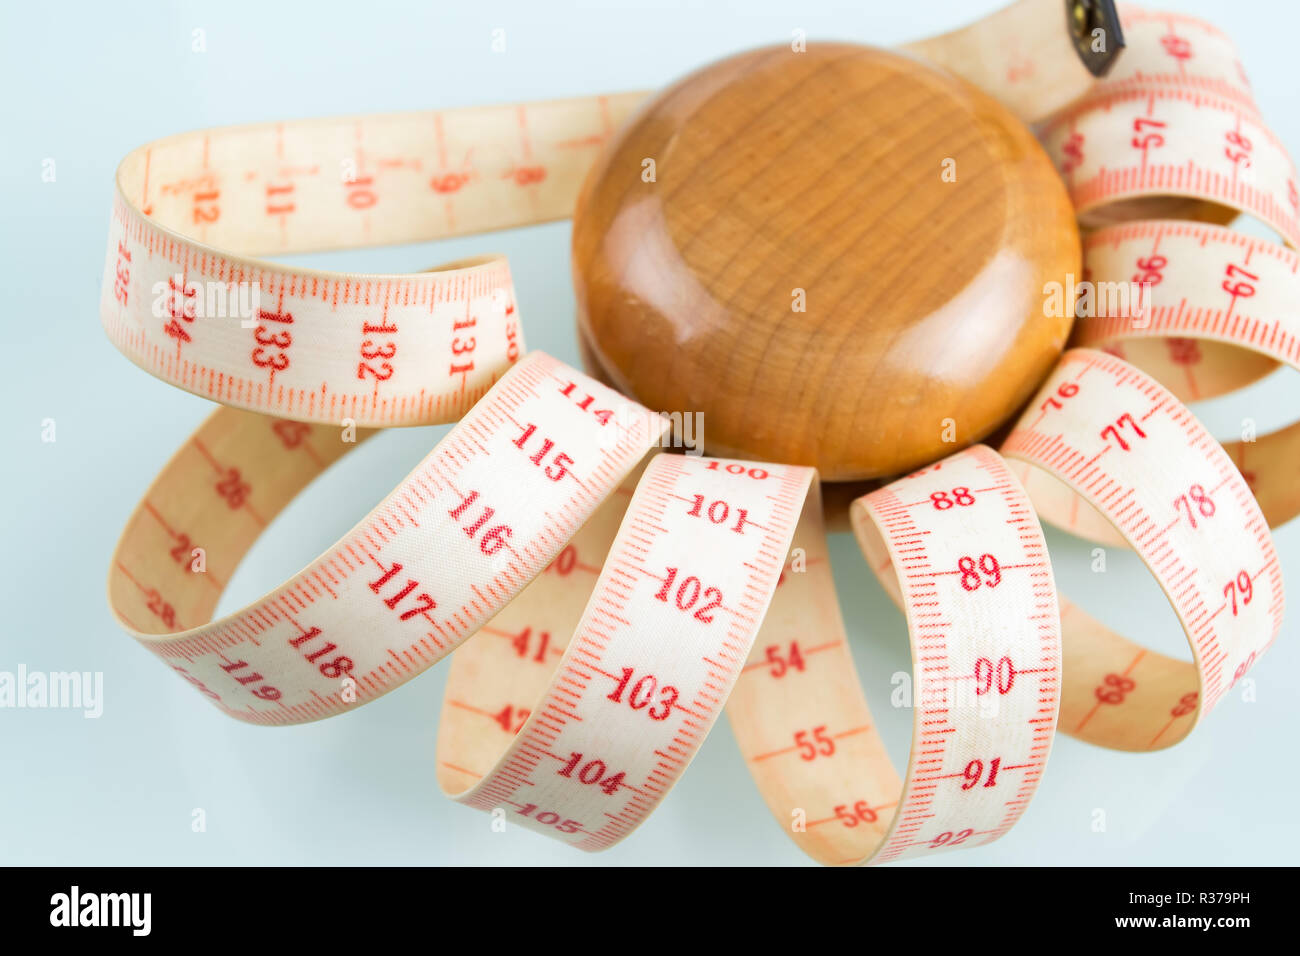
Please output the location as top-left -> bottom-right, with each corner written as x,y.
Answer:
573,3 -> 1113,488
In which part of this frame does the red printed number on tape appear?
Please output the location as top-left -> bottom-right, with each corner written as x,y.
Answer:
1003,348 -> 1282,749
109,354 -> 668,724
1075,220 -> 1300,531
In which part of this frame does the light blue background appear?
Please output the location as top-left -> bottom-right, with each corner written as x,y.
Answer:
2,0 -> 1297,865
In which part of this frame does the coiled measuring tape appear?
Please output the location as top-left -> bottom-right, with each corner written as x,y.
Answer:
102,3 -> 1289,863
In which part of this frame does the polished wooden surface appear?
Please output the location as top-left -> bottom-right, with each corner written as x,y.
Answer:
573,43 -> 1079,481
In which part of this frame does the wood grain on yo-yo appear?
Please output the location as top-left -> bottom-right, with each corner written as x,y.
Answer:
573,43 -> 1080,480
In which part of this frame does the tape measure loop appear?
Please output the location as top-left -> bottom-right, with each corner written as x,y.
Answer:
1002,348 -> 1283,750
108,353 -> 671,727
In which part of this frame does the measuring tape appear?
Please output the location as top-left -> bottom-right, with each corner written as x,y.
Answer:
1070,221 -> 1300,533
438,437 -> 1062,862
100,93 -> 653,421
1042,11 -> 1299,247
101,2 -> 1290,863
1003,349 -> 1282,749
1029,7 -> 1300,544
